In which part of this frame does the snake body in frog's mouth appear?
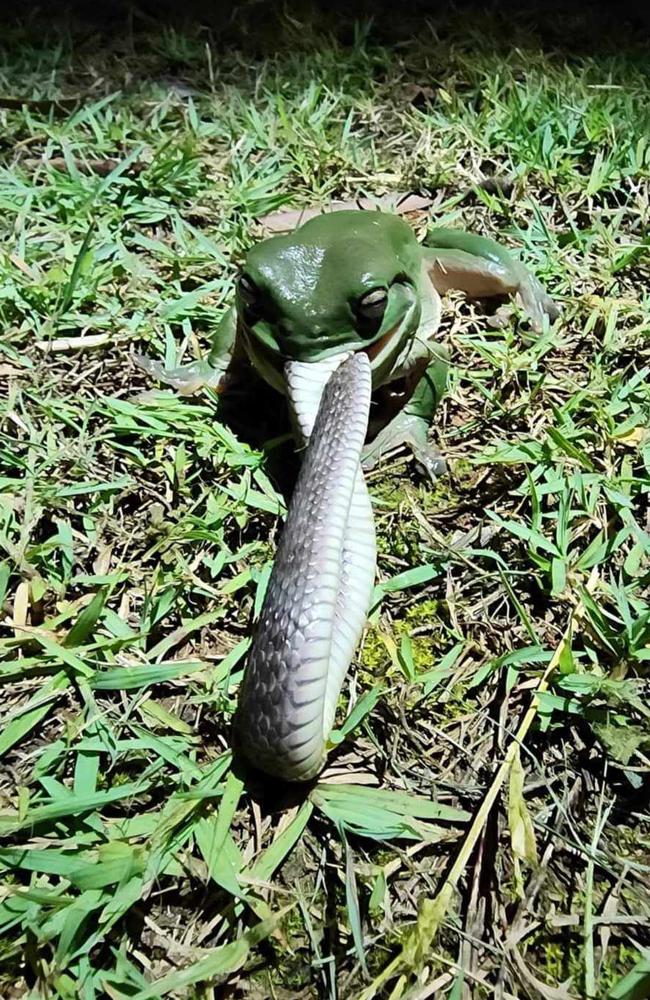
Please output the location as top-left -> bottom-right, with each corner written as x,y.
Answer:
235,351 -> 376,781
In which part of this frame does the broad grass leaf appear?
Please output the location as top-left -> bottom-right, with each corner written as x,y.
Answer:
329,685 -> 384,745
401,886 -> 454,971
338,823 -> 369,977
32,632 -> 94,677
244,800 -> 313,883
486,511 -> 560,557
0,672 -> 70,758
608,955 -> 650,1000
311,783 -> 468,842
205,770 -> 243,861
137,699 -> 194,735
195,821 -> 242,896
91,659 -> 205,690
508,747 -> 538,866
55,889 -> 104,964
0,841 -> 145,890
159,278 -> 222,321
0,781 -> 151,835
64,588 -> 108,647
371,563 -> 441,609
129,910 -> 288,998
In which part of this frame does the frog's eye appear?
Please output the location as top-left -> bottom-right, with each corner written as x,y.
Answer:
355,287 -> 387,336
238,273 -> 260,308
357,288 -> 387,319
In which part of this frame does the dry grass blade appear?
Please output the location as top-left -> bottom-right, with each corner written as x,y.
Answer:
360,570 -> 601,998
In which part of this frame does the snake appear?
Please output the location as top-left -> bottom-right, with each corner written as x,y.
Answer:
235,352 -> 376,781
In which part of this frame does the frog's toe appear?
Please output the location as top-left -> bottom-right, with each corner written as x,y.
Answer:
133,355 -> 224,396
412,442 -> 446,482
361,435 -> 402,471
361,445 -> 381,472
133,353 -> 163,379
516,273 -> 561,332
361,413 -> 446,482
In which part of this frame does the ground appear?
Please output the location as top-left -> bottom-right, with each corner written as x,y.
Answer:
0,2 -> 649,998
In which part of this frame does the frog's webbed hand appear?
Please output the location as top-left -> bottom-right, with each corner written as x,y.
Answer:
134,306 -> 237,396
362,411 -> 446,481
134,355 -> 230,396
423,228 -> 559,333
362,346 -> 449,483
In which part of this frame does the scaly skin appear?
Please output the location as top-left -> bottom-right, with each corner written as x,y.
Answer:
137,210 -> 559,779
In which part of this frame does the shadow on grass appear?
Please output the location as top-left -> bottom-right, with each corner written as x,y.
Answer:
2,0 -> 650,58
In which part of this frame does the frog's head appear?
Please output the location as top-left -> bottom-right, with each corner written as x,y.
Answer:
236,211 -> 423,389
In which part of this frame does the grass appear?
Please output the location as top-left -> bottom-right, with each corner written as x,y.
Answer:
0,2 -> 649,997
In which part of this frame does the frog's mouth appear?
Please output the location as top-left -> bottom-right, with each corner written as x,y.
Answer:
243,311 -> 413,396
240,276 -> 419,386
365,322 -> 398,360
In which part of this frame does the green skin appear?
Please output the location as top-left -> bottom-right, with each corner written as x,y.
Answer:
139,211 -> 558,475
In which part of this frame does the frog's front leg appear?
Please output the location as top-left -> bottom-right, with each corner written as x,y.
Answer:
134,306 -> 238,396
424,228 -> 559,332
362,345 -> 449,481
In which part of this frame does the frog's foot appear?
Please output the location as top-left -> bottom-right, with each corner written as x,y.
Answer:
362,411 -> 446,482
133,355 -> 227,396
514,266 -> 561,333
423,232 -> 560,334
